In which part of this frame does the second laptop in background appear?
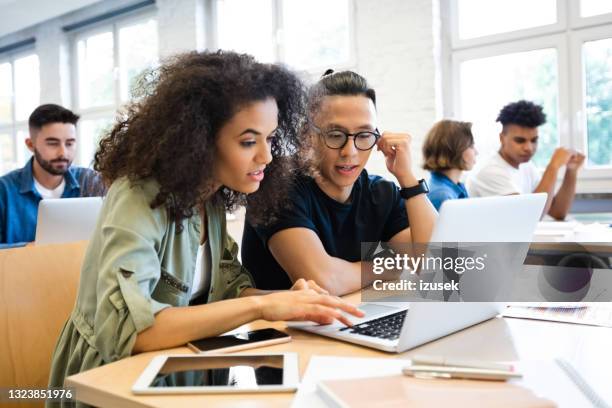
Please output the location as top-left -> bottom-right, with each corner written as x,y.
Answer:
35,197 -> 103,245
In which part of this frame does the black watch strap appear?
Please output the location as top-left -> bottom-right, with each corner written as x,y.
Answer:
399,179 -> 429,200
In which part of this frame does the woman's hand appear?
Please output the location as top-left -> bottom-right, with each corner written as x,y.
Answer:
290,278 -> 329,294
256,289 -> 365,326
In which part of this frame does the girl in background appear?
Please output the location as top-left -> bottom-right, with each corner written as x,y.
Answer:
422,119 -> 477,210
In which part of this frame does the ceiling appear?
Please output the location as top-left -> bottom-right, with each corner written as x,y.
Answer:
0,0 -> 104,38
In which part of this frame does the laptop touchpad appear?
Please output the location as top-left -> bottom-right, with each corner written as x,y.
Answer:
357,303 -> 400,317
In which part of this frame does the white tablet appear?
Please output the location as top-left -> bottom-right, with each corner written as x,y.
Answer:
132,353 -> 299,394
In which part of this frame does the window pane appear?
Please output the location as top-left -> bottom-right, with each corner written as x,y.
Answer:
459,48 -> 558,168
282,0 -> 350,70
584,37 -> 612,167
0,132 -> 15,174
217,0 -> 275,62
581,0 -> 612,17
14,54 -> 40,121
0,63 -> 12,125
458,0 -> 556,40
119,18 -> 158,102
78,31 -> 114,108
16,129 -> 31,165
78,117 -> 113,167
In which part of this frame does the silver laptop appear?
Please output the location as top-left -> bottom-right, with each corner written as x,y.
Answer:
35,197 -> 103,245
290,193 -> 547,352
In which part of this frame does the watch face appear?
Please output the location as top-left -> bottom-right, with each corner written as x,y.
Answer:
420,179 -> 430,193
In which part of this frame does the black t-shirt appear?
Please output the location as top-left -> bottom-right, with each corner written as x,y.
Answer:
241,170 -> 410,290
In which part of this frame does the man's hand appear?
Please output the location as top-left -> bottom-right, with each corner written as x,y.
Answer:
549,147 -> 574,170
566,151 -> 585,172
377,132 -> 417,186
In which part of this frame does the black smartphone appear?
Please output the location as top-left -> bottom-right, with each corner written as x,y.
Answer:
187,328 -> 291,354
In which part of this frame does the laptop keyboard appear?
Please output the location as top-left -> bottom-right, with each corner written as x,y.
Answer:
340,310 -> 407,341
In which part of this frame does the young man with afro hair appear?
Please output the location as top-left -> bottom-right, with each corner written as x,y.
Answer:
467,100 -> 584,220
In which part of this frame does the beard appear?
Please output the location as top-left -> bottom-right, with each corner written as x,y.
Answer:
33,149 -> 71,176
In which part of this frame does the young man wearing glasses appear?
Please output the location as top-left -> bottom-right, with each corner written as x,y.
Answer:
241,71 -> 437,296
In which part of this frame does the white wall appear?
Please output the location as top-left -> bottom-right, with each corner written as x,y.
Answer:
355,0 -> 440,181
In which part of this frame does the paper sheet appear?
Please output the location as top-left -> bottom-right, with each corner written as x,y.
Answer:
503,304 -> 612,327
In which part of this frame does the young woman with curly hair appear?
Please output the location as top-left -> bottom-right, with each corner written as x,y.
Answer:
47,51 -> 362,397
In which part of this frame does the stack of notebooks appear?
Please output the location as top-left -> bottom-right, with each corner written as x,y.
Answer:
292,356 -> 608,408
318,374 -> 554,407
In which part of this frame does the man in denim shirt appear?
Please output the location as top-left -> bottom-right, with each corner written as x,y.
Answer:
0,104 -> 105,248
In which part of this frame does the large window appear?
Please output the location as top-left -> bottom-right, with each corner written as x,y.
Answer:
0,52 -> 39,174
456,0 -> 557,40
456,45 -> 560,168
450,0 -> 612,181
73,13 -> 158,167
215,0 -> 353,73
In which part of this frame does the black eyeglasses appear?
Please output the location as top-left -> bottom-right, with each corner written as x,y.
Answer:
311,123 -> 381,151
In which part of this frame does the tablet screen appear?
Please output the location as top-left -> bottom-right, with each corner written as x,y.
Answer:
149,355 -> 284,388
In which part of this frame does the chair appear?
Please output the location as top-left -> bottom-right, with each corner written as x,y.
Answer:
0,241 -> 88,408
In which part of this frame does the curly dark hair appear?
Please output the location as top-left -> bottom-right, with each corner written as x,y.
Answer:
496,100 -> 546,128
94,50 -> 306,227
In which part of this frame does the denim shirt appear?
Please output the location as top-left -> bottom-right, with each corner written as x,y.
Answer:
427,171 -> 469,211
0,158 -> 105,247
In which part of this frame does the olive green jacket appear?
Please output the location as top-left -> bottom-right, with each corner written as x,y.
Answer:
47,177 -> 253,404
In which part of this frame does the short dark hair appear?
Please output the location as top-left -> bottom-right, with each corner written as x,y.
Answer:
496,100 -> 546,129
28,104 -> 79,132
422,120 -> 474,171
307,70 -> 376,117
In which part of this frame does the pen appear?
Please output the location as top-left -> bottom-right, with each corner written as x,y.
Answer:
402,365 -> 523,381
410,355 -> 515,372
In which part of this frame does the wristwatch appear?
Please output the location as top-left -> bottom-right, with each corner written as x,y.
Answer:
399,179 -> 429,200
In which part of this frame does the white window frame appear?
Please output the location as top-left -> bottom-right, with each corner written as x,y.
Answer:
208,0 -> 357,77
70,10 -> 158,167
569,23 -> 612,179
569,0 -> 612,28
0,48 -> 39,173
451,34 -> 571,149
450,0 -> 567,50
447,0 -> 612,183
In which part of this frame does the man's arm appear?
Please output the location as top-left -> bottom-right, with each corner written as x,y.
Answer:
0,185 -> 7,244
268,228 -> 369,296
378,132 -> 437,245
548,153 -> 584,220
533,147 -> 573,218
396,182 -> 437,243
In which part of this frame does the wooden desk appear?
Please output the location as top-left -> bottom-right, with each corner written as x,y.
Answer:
66,294 -> 612,407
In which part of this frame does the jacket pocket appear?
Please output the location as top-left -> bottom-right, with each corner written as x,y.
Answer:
151,268 -> 190,307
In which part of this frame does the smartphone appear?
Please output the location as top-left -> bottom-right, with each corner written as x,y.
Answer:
187,328 -> 291,354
